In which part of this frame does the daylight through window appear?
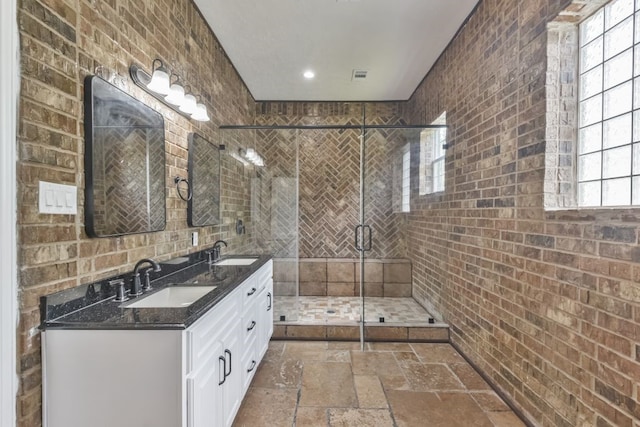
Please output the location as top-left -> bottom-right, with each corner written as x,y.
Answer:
401,147 -> 410,212
578,0 -> 639,207
419,112 -> 446,195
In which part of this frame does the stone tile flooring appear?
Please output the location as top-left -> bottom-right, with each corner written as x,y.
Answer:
274,297 -> 435,324
233,341 -> 526,427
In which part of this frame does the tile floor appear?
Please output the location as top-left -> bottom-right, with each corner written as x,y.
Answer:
274,297 -> 435,324
233,341 -> 526,427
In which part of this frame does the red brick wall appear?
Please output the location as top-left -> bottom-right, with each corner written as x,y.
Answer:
406,0 -> 640,425
17,0 -> 254,425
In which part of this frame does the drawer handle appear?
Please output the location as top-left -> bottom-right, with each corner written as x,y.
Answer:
247,320 -> 256,331
225,349 -> 232,378
267,292 -> 272,311
247,360 -> 256,373
218,356 -> 227,385
247,287 -> 257,296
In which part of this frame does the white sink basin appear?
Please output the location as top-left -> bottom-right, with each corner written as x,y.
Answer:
214,257 -> 259,266
123,286 -> 216,308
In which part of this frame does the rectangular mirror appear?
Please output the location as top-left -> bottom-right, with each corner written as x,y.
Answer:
84,75 -> 166,237
188,133 -> 221,227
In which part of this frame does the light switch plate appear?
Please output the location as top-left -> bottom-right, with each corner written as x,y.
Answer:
39,181 -> 77,215
191,231 -> 199,246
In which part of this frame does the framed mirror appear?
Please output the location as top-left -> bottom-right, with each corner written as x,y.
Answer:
84,76 -> 166,237
188,133 -> 221,227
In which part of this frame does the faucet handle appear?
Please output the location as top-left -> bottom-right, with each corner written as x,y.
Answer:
141,268 -> 154,292
204,250 -> 214,264
109,279 -> 128,302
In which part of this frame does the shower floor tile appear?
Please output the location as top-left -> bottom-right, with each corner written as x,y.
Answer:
274,296 -> 435,324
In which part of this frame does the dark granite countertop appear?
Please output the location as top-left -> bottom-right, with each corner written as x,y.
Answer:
40,254 -> 272,330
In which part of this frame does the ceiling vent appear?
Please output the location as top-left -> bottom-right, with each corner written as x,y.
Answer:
352,69 -> 368,81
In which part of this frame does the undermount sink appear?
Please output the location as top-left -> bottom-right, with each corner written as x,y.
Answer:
214,257 -> 259,266
122,286 -> 216,308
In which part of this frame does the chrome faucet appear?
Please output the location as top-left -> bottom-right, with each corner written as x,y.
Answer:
131,258 -> 161,296
205,240 -> 228,264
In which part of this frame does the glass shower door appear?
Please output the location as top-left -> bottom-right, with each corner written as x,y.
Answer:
297,128 -> 362,327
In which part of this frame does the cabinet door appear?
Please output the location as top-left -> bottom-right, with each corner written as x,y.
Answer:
217,313 -> 243,427
186,342 -> 223,427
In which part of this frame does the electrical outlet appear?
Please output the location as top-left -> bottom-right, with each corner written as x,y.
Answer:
191,231 -> 198,246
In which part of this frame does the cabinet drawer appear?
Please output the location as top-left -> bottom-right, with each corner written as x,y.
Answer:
242,275 -> 259,307
240,334 -> 257,393
242,297 -> 258,346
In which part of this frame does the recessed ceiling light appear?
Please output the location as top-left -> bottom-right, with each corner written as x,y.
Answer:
303,70 -> 315,79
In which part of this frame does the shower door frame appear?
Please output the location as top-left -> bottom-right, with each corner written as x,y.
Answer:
220,122 -> 445,350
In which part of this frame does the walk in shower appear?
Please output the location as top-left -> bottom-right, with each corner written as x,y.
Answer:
220,119 -> 447,345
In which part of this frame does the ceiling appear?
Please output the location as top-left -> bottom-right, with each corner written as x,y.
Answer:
193,0 -> 479,102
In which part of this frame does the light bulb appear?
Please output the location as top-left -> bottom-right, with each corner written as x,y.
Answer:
179,93 -> 197,114
191,103 -> 210,121
147,61 -> 171,95
165,83 -> 185,105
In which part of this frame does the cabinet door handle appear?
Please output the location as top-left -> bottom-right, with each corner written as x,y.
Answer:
247,360 -> 257,373
247,287 -> 257,296
247,320 -> 256,331
225,349 -> 232,377
267,292 -> 272,311
218,356 -> 227,385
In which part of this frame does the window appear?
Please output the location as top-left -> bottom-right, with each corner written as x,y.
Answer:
401,147 -> 410,212
419,112 -> 447,195
578,0 -> 639,207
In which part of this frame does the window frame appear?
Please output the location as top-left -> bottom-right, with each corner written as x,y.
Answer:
576,0 -> 639,208
419,112 -> 447,196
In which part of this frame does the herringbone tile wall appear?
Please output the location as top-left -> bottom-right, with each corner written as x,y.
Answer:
254,103 -> 410,259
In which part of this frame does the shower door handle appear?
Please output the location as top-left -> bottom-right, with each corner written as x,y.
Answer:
363,225 -> 372,251
354,224 -> 363,251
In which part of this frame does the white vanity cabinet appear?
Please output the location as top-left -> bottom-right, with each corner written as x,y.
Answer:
186,287 -> 242,427
238,260 -> 273,393
42,260 -> 273,427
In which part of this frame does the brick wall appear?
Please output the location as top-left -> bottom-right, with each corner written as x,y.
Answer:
17,0 -> 254,425
406,0 -> 640,425
18,0 -> 640,425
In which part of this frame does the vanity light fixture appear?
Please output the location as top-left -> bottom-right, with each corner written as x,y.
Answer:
146,59 -> 171,95
191,96 -> 211,121
129,60 -> 211,122
229,151 -> 250,166
179,91 -> 198,115
239,148 -> 265,167
164,75 -> 185,106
